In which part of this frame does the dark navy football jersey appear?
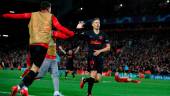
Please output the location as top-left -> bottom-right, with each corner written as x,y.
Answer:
82,30 -> 110,54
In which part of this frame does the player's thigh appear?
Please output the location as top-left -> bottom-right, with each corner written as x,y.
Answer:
30,64 -> 39,72
30,45 -> 47,68
96,73 -> 102,81
96,57 -> 104,74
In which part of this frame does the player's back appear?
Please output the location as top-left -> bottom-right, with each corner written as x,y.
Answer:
28,12 -> 52,45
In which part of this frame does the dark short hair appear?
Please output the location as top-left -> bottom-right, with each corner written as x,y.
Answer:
40,1 -> 51,10
92,17 -> 100,23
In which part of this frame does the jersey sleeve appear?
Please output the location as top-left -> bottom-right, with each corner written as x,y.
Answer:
52,15 -> 74,37
2,13 -> 31,19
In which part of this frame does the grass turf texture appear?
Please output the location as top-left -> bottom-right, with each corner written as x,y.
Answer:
0,70 -> 170,96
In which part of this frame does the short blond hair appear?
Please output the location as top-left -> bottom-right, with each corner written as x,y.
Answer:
92,17 -> 100,24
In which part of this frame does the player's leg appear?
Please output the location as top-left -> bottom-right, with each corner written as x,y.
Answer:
95,57 -> 103,82
130,79 -> 141,83
35,58 -> 51,79
21,52 -> 32,78
65,70 -> 69,79
86,57 -> 103,96
96,73 -> 102,82
50,60 -> 64,96
65,62 -> 71,79
114,72 -> 129,82
71,70 -> 75,78
11,64 -> 38,96
114,72 -> 141,83
87,71 -> 97,96
80,57 -> 94,89
70,64 -> 75,78
21,46 -> 46,85
11,46 -> 47,96
114,72 -> 120,82
117,77 -> 141,83
21,67 -> 31,79
80,56 -> 100,96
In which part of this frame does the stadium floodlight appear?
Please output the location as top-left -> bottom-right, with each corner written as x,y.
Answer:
120,4 -> 123,7
80,7 -> 83,11
2,34 -> 8,37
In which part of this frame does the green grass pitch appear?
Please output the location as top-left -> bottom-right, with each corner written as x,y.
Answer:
0,70 -> 170,96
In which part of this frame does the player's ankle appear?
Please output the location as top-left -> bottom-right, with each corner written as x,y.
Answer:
17,85 -> 21,90
54,91 -> 59,95
22,86 -> 28,90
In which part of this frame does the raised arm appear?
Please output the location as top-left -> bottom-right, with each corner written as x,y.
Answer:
74,46 -> 80,54
2,13 -> 31,19
75,21 -> 88,39
58,45 -> 67,55
52,15 -> 74,37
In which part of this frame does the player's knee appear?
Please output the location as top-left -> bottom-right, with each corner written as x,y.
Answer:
95,78 -> 100,83
127,78 -> 132,81
96,74 -> 102,82
90,71 -> 97,77
30,64 -> 39,73
51,72 -> 59,78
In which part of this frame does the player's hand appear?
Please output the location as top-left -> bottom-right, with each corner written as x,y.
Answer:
9,11 -> 15,13
76,21 -> 85,29
0,11 -> 15,18
93,50 -> 101,56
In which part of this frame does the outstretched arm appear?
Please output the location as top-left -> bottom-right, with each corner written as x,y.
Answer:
2,13 -> 31,19
52,15 -> 74,37
74,46 -> 80,54
58,45 -> 67,55
75,21 -> 88,39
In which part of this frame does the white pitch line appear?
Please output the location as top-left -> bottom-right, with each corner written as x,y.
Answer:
102,80 -> 113,83
0,91 -> 36,96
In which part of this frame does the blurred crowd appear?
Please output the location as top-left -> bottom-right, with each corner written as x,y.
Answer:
0,31 -> 170,75
0,45 -> 27,69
